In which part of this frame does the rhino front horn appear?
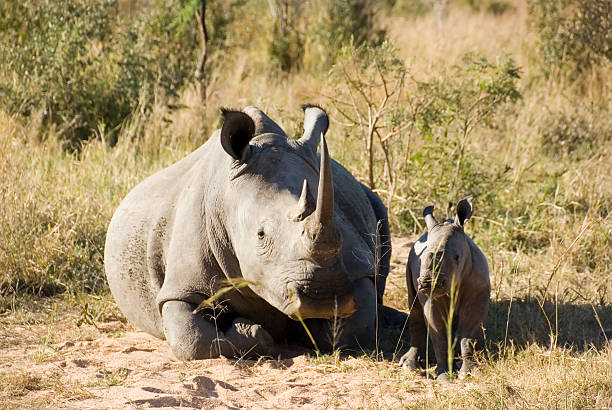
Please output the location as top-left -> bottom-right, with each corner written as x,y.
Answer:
305,134 -> 341,261
315,134 -> 334,226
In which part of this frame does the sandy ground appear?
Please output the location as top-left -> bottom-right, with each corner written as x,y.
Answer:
1,237 -> 452,409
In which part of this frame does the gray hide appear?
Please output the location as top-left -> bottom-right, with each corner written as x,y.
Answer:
104,105 -> 402,360
399,198 -> 490,380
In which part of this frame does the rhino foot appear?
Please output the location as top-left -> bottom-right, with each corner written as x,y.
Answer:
399,347 -> 421,371
223,318 -> 275,357
458,361 -> 479,380
162,301 -> 275,360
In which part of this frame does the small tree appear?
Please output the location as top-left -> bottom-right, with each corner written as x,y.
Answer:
328,42 -> 407,192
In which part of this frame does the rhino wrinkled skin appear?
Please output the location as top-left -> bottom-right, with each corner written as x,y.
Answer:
105,105 -> 403,360
399,198 -> 490,380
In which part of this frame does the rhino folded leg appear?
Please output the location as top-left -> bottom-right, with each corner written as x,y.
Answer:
162,300 -> 274,360
378,305 -> 408,329
337,277 -> 379,350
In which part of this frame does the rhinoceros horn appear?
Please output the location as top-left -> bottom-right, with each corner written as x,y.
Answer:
298,104 -> 329,156
291,179 -> 315,222
315,134 -> 334,227
304,134 -> 341,262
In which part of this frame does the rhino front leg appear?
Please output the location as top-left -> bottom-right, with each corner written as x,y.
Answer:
399,297 -> 427,371
162,300 -> 274,360
457,295 -> 489,379
422,298 -> 452,380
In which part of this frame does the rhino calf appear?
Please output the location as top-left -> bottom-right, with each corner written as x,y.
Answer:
399,198 -> 490,380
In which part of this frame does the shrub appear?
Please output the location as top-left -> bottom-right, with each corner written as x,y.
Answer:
265,0 -> 387,72
327,44 -> 521,232
0,0 -> 198,148
528,0 -> 612,73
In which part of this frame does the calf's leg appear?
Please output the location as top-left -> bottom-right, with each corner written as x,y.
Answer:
458,294 -> 489,379
399,297 -> 427,371
422,298 -> 453,380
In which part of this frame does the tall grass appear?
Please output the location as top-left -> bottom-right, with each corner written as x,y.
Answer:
0,1 -> 610,407
0,0 -> 609,356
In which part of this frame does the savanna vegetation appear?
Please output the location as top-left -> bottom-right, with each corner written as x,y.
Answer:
1,0 -> 610,407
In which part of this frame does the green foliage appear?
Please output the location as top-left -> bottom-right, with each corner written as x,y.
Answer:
383,0 -> 431,16
328,44 -> 521,233
0,0 -> 197,148
463,0 -> 513,15
266,0 -> 387,72
267,1 -> 305,72
528,0 -> 612,73
310,0 -> 386,67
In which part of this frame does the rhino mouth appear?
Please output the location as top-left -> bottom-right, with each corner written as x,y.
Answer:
282,284 -> 356,320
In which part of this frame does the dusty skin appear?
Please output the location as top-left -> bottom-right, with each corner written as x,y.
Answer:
1,237 -> 436,409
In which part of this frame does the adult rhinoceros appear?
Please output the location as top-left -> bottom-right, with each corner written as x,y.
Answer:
105,105 -> 404,360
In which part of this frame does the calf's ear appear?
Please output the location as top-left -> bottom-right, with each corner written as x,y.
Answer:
455,197 -> 473,227
423,205 -> 437,230
220,109 -> 256,161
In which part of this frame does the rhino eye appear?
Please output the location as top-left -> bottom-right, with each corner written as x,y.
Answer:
257,229 -> 265,239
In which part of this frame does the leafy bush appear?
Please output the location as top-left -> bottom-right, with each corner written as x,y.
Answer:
540,107 -> 611,160
265,0 -> 387,72
0,0 -> 198,148
528,0 -> 612,73
464,0 -> 512,15
310,0 -> 386,67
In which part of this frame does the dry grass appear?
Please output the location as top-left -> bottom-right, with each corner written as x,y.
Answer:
0,0 -> 610,407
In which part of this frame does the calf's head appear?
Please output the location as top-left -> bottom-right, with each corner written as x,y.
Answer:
417,198 -> 473,298
217,106 -> 355,320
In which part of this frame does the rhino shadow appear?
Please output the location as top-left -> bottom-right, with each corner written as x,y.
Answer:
381,297 -> 610,367
485,298 -> 610,351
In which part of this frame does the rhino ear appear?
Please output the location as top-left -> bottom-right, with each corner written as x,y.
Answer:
220,109 -> 255,161
243,106 -> 285,136
298,104 -> 329,156
423,205 -> 437,231
455,197 -> 473,227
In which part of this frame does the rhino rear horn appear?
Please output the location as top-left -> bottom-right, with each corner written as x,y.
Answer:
220,109 -> 255,161
423,205 -> 438,231
298,104 -> 329,156
455,197 -> 473,227
291,179 -> 315,221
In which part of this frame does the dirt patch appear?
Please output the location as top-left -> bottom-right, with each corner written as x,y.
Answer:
1,237 -> 445,409
1,325 -> 444,408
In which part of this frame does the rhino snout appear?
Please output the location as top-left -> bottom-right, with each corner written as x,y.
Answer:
417,274 -> 449,295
